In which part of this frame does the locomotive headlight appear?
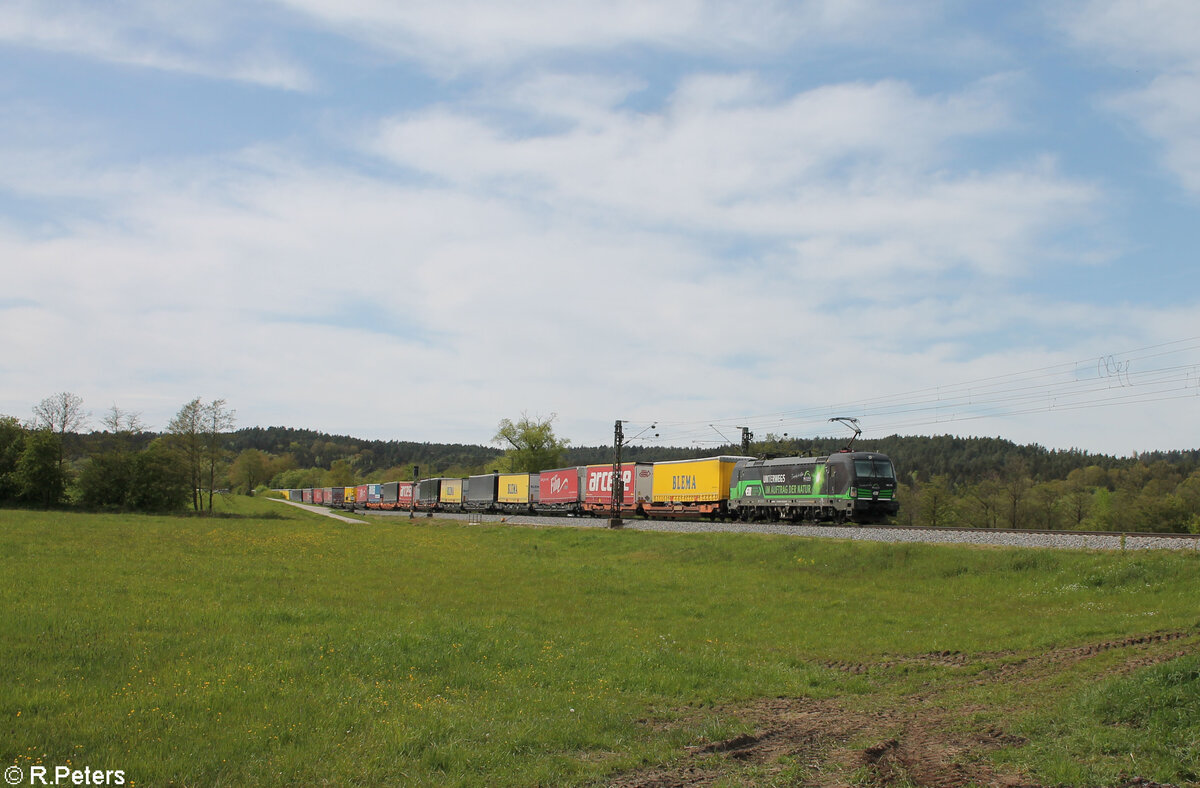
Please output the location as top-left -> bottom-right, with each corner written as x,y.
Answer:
849,488 -> 857,498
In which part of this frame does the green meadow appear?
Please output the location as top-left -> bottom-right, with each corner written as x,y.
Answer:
2,499 -> 1198,786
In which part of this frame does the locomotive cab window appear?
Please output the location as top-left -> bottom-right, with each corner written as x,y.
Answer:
854,458 -> 895,480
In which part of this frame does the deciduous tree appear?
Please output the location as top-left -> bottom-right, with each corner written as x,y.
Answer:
128,440 -> 191,512
77,453 -> 133,508
917,474 -> 955,528
78,405 -> 146,509
32,391 -> 87,477
0,416 -> 27,502
230,448 -> 270,494
492,412 -> 569,473
16,429 -> 67,507
323,458 -> 356,487
168,398 -> 235,512
168,398 -> 205,511
203,399 -> 236,510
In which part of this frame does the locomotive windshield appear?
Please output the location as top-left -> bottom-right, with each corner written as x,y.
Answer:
854,458 -> 895,480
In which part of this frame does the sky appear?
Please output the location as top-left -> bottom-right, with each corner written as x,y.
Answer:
2,0 -> 1199,456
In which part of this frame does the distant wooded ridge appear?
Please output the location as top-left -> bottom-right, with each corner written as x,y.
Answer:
69,425 -> 1199,485
235,426 -> 1200,482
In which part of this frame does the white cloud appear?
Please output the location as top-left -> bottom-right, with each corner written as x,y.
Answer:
369,73 -> 1093,281
1055,0 -> 1200,68
0,118 -> 1139,451
1055,0 -> 1200,195
0,0 -> 313,90
271,0 -> 929,73
1106,71 -> 1200,193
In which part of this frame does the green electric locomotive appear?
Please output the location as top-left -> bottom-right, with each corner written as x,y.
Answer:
728,451 -> 899,524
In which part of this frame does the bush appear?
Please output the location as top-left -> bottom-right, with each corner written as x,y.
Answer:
128,442 -> 191,512
16,429 -> 67,507
77,454 -> 135,509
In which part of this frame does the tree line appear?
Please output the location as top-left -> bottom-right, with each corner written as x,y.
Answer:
1,394 -> 237,513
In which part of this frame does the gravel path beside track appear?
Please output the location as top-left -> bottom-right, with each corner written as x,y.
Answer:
274,498 -> 369,524
356,507 -> 1200,551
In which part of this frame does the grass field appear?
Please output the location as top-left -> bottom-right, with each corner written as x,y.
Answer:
2,498 -> 1198,786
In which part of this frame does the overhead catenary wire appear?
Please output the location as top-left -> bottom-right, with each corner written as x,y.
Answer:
639,337 -> 1200,446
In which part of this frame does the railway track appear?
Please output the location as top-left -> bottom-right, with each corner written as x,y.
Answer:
356,507 -> 1200,551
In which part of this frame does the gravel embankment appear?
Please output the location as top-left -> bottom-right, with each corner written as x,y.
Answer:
362,509 -> 1200,551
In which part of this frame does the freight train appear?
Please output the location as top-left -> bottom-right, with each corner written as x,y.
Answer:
282,450 -> 899,524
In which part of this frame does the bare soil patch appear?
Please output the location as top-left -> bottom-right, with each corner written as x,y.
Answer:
606,696 -> 1032,787
603,630 -> 1197,787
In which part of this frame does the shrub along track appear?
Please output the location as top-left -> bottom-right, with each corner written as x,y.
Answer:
603,628 -> 1198,788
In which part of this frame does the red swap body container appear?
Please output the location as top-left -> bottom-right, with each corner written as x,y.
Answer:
584,463 -> 652,515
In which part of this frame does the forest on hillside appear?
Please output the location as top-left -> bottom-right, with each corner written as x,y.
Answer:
220,426 -> 1200,484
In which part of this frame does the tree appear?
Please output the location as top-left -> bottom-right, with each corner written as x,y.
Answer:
964,476 -> 1002,529
0,415 -> 27,502
203,399 -> 236,510
1028,480 -> 1063,530
168,398 -> 235,512
101,405 -> 144,445
128,440 -> 191,512
272,466 -> 326,490
893,476 -> 919,527
32,392 -> 87,478
76,453 -> 134,508
917,474 -> 955,528
16,429 -> 67,507
78,405 -> 146,509
230,449 -> 269,494
168,398 -> 205,511
1002,458 -> 1032,530
323,459 -> 356,487
492,412 -> 569,473
1062,470 -> 1093,528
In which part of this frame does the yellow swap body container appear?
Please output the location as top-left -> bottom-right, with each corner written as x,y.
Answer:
439,478 -> 464,505
344,486 -> 356,503
497,473 -> 531,505
648,455 -> 754,514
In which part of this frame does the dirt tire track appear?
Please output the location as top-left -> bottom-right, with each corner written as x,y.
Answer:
820,628 -> 1196,679
972,628 -> 1196,685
